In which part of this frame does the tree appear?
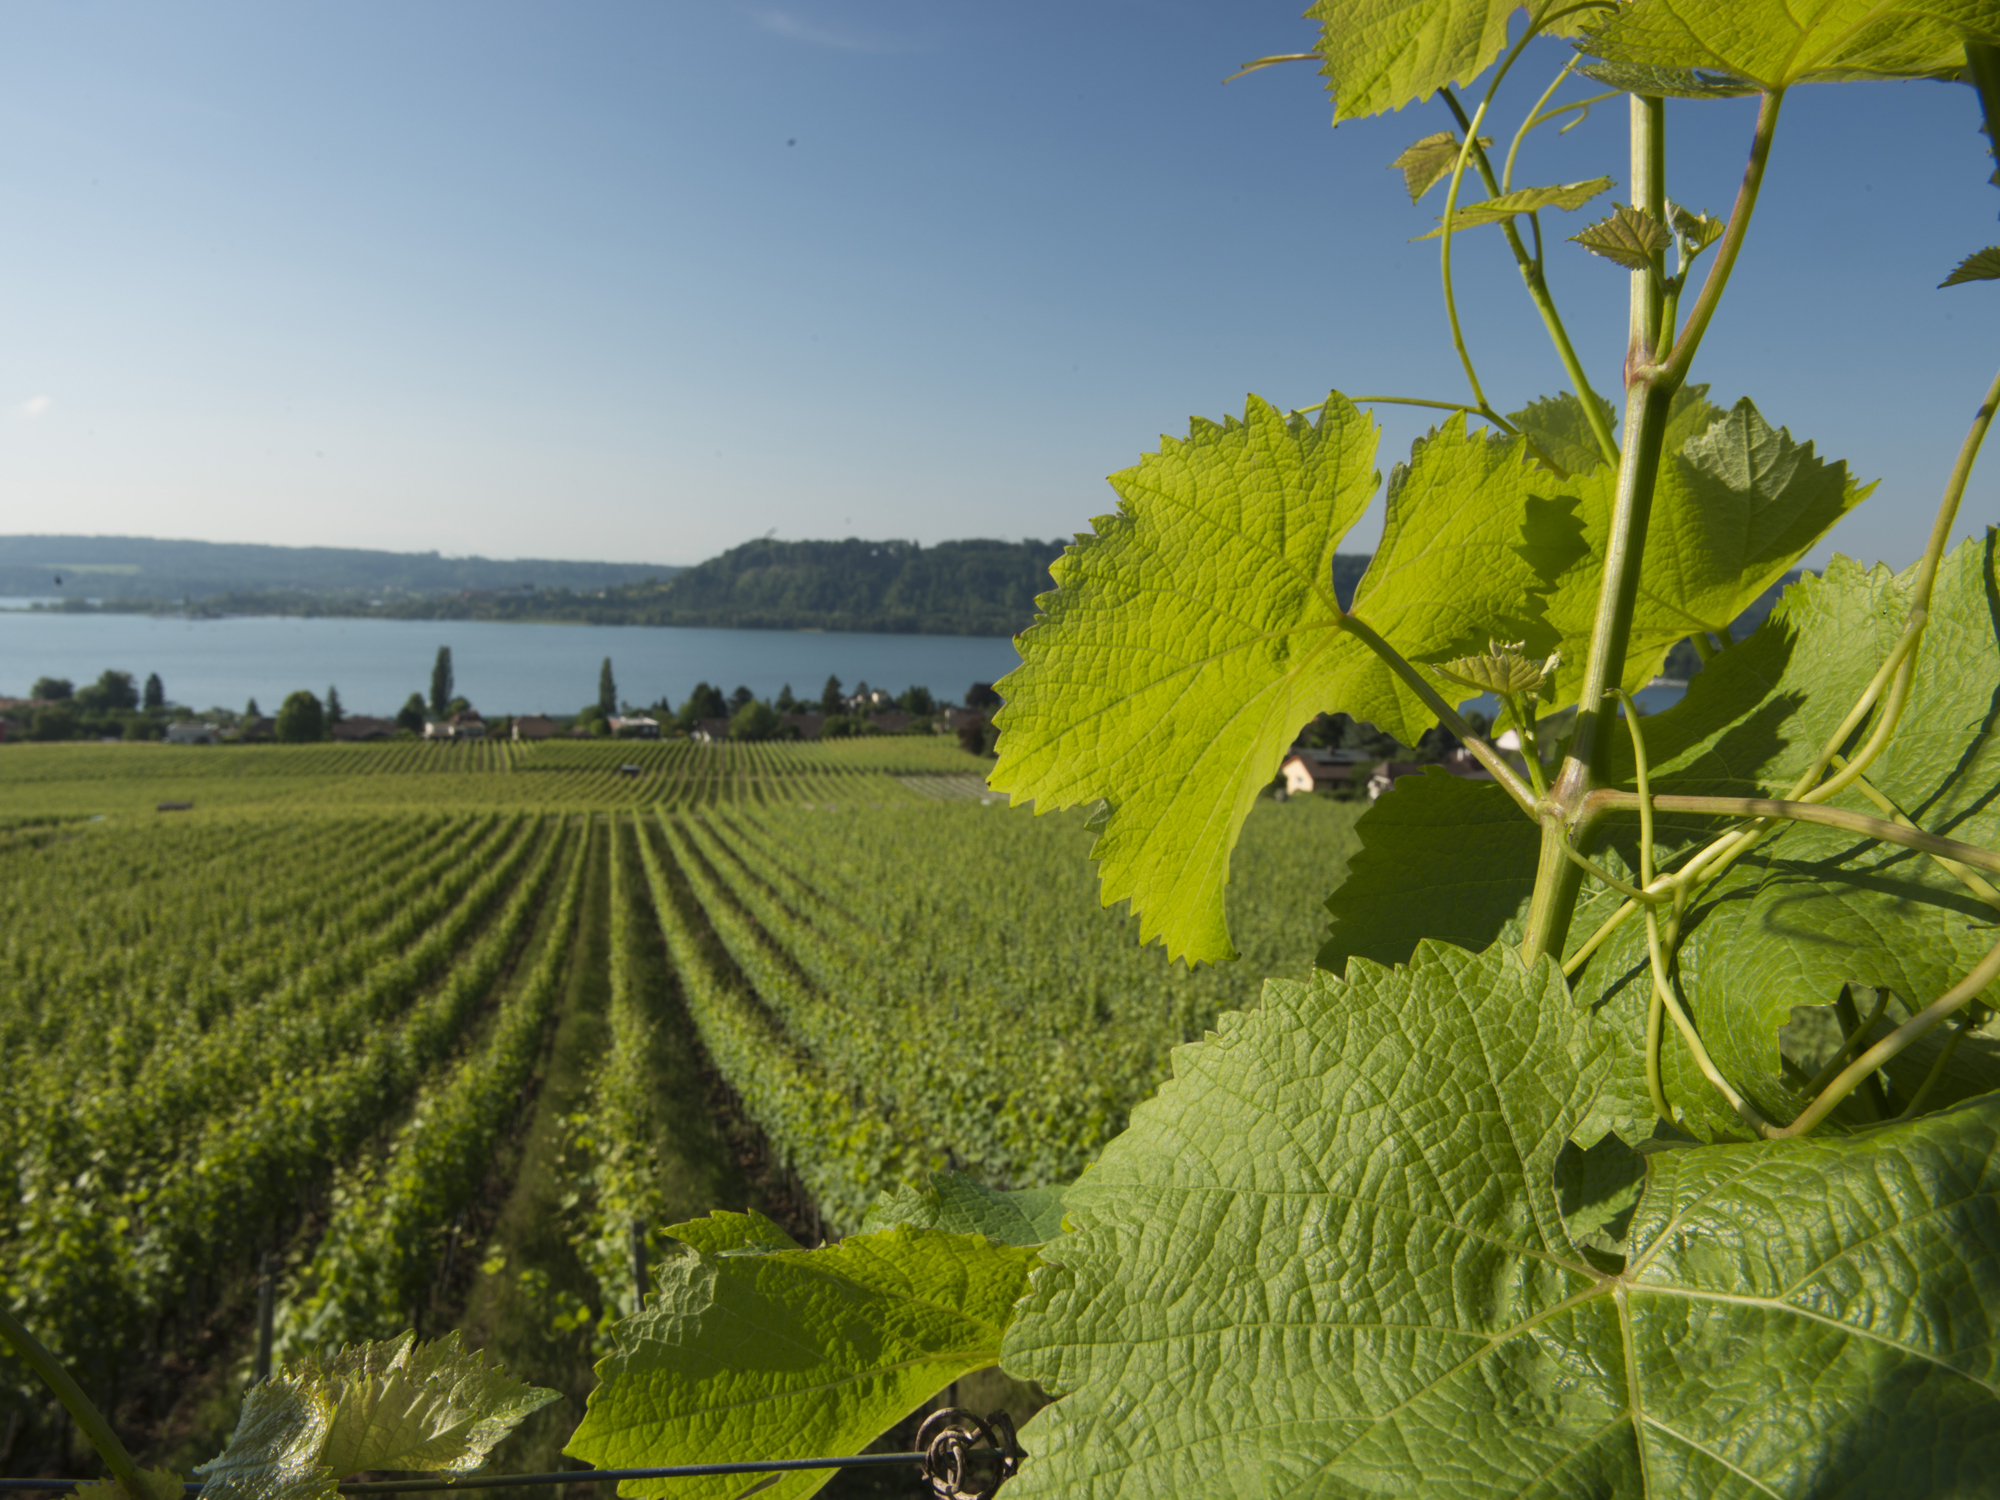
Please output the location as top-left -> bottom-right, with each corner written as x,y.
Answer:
244,697 -> 262,721
819,675 -> 843,715
31,677 -> 72,701
396,693 -> 427,734
728,684 -> 755,712
729,700 -> 780,741
29,706 -> 74,741
897,684 -> 935,715
775,683 -> 798,713
142,673 -> 164,711
430,646 -> 453,716
274,691 -> 326,744
326,685 -> 344,726
598,657 -> 617,717
965,681 -> 1001,709
677,682 -> 726,730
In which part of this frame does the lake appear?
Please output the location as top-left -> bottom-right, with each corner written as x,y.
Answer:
0,607 -> 1687,722
0,611 -> 1027,717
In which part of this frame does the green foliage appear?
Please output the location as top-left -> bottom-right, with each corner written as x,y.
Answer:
861,1171 -> 1067,1245
728,699 -> 780,740
1413,175 -> 1612,237
195,1332 -> 555,1500
1387,130 -> 1485,201
430,646 -> 453,717
1579,0 -> 2000,93
1002,942 -> 2000,1496
1942,245 -> 2000,285
274,691 -> 326,744
597,657 -> 616,717
1304,0 -> 1590,122
565,1215 -> 1035,1500
1569,202 -> 1673,269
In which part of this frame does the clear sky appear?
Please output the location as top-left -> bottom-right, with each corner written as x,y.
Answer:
1,1 -> 1994,571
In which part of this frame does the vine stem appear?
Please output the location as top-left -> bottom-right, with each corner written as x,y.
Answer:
1333,611 -> 1540,814
1617,690 -> 1674,1124
1652,89 -> 1784,387
1775,936 -> 2000,1138
1440,85 -> 1620,466
0,1305 -> 150,1497
1580,791 -> 2000,878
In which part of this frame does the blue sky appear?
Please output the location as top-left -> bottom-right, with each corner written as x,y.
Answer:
0,1 -> 1994,571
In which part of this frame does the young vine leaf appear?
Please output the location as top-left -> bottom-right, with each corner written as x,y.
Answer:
1509,389 -> 1619,475
1577,540 -> 2000,1134
1000,939 -> 2000,1497
990,396 -> 1573,964
1305,0 -> 1594,123
1413,176 -> 1614,238
564,1212 -> 1037,1500
194,1332 -> 557,1500
1535,396 -> 1872,708
1578,0 -> 2000,93
1388,130 -> 1487,201
862,1170 -> 1068,1244
1666,199 -> 1726,253
1942,246 -> 2000,285
1569,202 -> 1671,269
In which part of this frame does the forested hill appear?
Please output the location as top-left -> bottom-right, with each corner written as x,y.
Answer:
0,534 -> 674,602
403,538 -> 1083,634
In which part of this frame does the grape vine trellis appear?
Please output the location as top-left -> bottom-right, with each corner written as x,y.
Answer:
10,4 -> 2000,1499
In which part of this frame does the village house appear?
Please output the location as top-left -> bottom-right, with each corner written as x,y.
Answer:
690,717 -> 732,743
608,714 -> 660,739
331,716 -> 396,742
164,721 -> 218,745
425,711 -> 487,740
512,714 -> 559,741
1278,749 -> 1365,796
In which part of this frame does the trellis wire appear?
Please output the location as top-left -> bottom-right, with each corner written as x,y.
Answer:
0,1456 -> 927,1494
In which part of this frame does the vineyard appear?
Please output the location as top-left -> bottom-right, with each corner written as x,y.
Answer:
0,738 -> 1358,1483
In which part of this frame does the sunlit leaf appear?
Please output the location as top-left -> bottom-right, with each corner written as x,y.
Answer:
194,1333 -> 557,1500
1570,202 -> 1671,269
1387,130 -> 1487,201
566,1217 -> 1036,1500
1508,388 -> 1617,475
1579,0 -> 2000,92
862,1172 -> 1068,1246
1942,246 -> 2000,285
1413,176 -> 1614,237
990,396 -> 1574,962
1306,0 -> 1595,123
1536,396 -> 1871,707
1667,199 -> 1726,252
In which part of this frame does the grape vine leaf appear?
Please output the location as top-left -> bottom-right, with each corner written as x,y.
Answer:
1574,537 -> 2000,1135
1387,130 -> 1487,201
1536,396 -> 1872,707
862,1171 -> 1067,1245
1413,176 -> 1614,237
1579,0 -> 2000,92
1317,769 -> 1540,973
1667,199 -> 1726,254
566,1216 -> 1037,1500
1000,940 -> 2000,1497
194,1333 -> 556,1500
1306,0 -> 1592,123
1508,389 -> 1617,475
1570,202 -> 1671,269
990,394 -> 1576,963
1943,246 -> 2000,285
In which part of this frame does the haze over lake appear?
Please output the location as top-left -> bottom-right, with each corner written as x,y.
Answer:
0,610 -> 1026,716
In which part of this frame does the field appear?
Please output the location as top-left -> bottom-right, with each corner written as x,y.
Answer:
0,737 -> 1361,1486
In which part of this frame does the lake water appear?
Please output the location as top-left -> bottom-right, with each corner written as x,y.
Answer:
0,607 -> 1687,722
0,611 -> 1027,717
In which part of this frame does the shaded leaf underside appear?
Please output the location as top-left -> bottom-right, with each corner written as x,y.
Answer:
1001,942 -> 2000,1498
